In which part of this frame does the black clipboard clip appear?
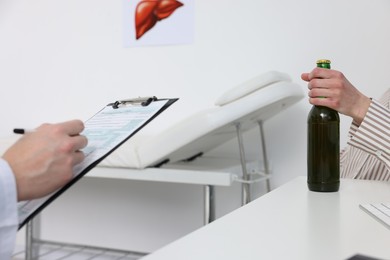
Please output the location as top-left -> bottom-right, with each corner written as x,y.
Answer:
111,96 -> 158,109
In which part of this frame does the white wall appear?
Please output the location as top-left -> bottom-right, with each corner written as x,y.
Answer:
2,0 -> 389,254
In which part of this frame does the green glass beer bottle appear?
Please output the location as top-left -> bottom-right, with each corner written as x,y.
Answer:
307,59 -> 340,192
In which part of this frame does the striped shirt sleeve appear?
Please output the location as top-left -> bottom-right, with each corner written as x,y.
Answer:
347,89 -> 390,172
340,89 -> 390,181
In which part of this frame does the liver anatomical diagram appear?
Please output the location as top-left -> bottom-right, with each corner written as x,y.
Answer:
135,0 -> 184,39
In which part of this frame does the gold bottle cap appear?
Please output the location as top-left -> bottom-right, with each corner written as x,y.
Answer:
316,59 -> 331,64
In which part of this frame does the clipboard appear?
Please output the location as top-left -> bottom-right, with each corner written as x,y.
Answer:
17,96 -> 178,229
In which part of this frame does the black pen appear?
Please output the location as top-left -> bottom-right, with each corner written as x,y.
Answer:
13,128 -> 34,134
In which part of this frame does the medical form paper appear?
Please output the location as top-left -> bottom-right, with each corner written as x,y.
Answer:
18,98 -> 177,229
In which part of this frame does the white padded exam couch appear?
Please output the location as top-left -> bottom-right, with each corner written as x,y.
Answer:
92,70 -> 304,222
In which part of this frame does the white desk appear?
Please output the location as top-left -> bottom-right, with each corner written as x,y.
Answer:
142,177 -> 390,260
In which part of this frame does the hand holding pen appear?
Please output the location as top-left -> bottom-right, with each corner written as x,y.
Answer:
2,120 -> 88,201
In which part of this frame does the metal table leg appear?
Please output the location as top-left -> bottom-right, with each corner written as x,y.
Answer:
235,123 -> 251,205
258,120 -> 271,192
25,215 -> 40,260
204,185 -> 215,225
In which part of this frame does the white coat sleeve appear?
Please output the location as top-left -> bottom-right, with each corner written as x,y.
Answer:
0,158 -> 18,260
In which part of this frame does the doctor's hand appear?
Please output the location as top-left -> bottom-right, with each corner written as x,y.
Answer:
301,67 -> 371,125
2,120 -> 88,201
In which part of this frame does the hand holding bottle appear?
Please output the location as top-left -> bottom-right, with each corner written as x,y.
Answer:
301,68 -> 371,125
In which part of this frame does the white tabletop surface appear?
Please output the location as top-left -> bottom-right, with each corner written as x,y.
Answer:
142,176 -> 390,260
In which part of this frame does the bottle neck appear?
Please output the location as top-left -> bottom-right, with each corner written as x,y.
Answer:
317,63 -> 331,69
